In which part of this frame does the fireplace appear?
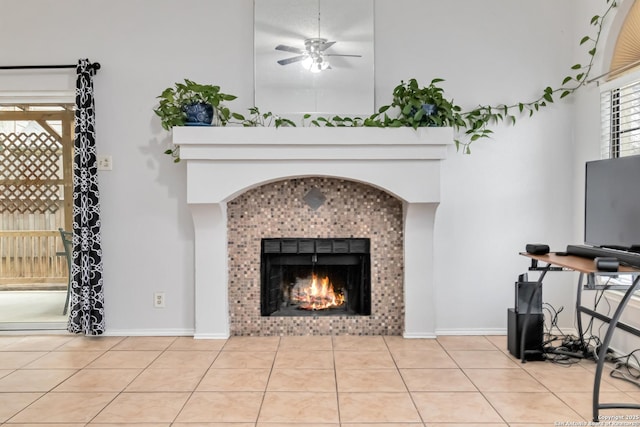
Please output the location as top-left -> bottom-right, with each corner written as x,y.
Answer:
261,238 -> 371,317
173,127 -> 452,338
227,177 -> 400,335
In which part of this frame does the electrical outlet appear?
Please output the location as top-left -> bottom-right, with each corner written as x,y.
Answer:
154,292 -> 165,308
97,155 -> 113,171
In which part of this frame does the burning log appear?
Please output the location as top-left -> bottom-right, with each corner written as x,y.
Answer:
291,273 -> 345,310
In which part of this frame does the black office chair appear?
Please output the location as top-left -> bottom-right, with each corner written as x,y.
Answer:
57,228 -> 73,315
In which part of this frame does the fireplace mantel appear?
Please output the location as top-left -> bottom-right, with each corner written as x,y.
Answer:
173,126 -> 453,338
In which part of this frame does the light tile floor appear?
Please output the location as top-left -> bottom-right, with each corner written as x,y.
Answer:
0,334 -> 639,426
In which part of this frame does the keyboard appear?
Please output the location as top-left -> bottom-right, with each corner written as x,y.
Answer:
566,244 -> 640,269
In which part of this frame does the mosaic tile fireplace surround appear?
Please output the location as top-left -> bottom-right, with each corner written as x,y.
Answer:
174,127 -> 452,338
230,180 -> 391,335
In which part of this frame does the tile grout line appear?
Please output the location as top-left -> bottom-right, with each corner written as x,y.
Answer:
331,335 -> 342,425
3,335 -> 93,424
383,335 -> 427,426
438,336 -> 511,426
252,335 -> 280,425
168,338 -> 226,425
87,336 -> 176,425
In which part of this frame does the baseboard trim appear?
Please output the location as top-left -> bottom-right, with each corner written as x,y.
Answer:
102,330 -> 514,339
194,332 -> 230,340
403,332 -> 437,339
435,328 -> 507,336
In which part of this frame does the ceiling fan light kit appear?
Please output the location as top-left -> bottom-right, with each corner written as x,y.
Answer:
302,56 -> 329,73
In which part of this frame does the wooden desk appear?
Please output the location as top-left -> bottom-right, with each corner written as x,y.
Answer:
519,252 -> 640,422
522,252 -> 640,274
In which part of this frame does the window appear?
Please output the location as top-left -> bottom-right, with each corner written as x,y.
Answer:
601,76 -> 640,159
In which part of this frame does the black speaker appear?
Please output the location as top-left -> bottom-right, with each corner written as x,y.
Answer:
525,243 -> 549,255
507,308 -> 544,360
595,257 -> 619,272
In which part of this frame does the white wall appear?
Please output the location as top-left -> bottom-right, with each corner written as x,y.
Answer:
1,0 -> 618,336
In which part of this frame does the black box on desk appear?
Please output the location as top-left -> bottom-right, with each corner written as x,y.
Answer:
507,308 -> 544,360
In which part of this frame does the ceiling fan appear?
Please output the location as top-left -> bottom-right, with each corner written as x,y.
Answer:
275,37 -> 362,72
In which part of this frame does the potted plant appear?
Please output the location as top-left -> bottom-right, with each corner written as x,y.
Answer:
153,79 -> 237,130
363,78 -> 466,130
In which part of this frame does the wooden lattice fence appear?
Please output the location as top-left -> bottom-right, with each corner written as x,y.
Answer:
0,131 -> 63,213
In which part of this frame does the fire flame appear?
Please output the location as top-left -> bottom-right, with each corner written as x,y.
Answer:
291,273 -> 345,310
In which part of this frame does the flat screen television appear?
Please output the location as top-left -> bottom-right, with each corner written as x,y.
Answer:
584,154 -> 640,252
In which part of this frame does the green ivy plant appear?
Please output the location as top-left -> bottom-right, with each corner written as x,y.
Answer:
154,79 -> 238,161
154,79 -> 237,128
156,0 -> 616,160
231,106 -> 296,128
362,78 -> 466,129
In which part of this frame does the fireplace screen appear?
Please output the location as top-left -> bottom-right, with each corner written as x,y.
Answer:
261,238 -> 371,316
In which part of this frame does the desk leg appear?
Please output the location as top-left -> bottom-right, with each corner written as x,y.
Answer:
592,276 -> 640,422
575,273 -> 586,351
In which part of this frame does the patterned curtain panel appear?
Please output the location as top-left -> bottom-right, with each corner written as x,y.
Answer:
68,58 -> 105,335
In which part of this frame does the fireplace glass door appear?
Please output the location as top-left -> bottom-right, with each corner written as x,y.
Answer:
261,238 -> 371,316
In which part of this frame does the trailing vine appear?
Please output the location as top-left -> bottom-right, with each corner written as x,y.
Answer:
452,0 -> 617,153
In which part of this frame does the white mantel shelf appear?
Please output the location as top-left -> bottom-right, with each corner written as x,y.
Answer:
173,126 -> 454,339
174,126 -> 453,204
174,126 -> 452,160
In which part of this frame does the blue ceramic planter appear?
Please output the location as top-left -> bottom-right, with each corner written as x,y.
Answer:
421,103 -> 437,116
184,102 -> 214,126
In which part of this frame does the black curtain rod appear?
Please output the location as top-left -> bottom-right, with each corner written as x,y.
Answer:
0,63 -> 100,72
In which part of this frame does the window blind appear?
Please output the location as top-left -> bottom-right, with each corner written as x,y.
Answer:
601,79 -> 640,159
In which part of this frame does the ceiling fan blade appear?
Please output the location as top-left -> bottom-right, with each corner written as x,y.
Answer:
324,54 -> 362,58
277,55 -> 307,66
275,44 -> 304,54
319,41 -> 336,51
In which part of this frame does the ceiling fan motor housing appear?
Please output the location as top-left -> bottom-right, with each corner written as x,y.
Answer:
305,38 -> 329,53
